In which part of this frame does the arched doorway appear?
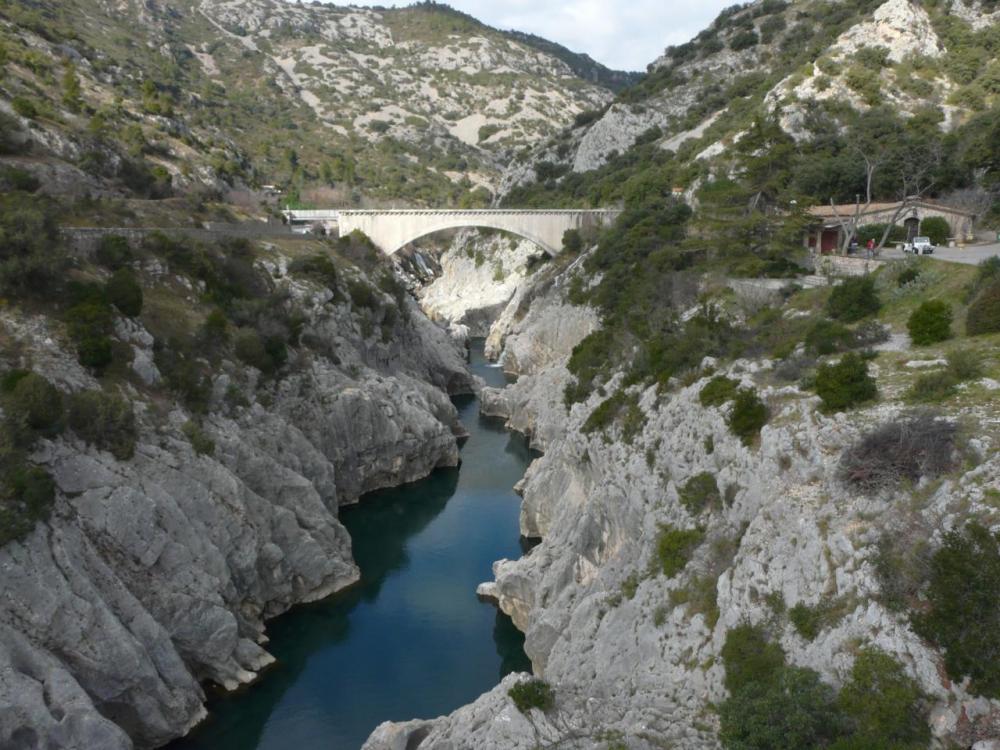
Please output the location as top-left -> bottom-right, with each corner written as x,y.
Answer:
904,216 -> 920,240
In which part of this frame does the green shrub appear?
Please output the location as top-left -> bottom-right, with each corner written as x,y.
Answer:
946,348 -> 983,381
653,524 -> 704,577
95,235 -> 132,269
234,328 -> 283,374
721,624 -> 786,693
182,420 -> 215,456
105,269 -> 143,317
0,192 -> 64,296
11,96 -> 38,119
0,368 -> 30,393
789,602 -> 824,641
730,29 -> 759,50
562,228 -> 583,254
720,666 -> 844,749
907,300 -> 951,345
913,523 -> 1000,698
582,390 -> 645,442
906,370 -> 957,403
0,464 -> 56,546
826,276 -> 881,323
720,627 -> 929,749
288,253 -> 339,292
897,267 -> 920,287
836,649 -> 929,750
67,389 -> 137,461
508,679 -> 554,713
966,279 -> 1000,336
814,353 -> 877,411
805,319 -> 853,355
670,573 -> 721,628
0,166 -> 40,192
67,299 -> 115,372
154,341 -> 212,413
699,375 -> 739,406
919,216 -> 950,246
5,372 -> 63,435
347,278 -> 378,311
728,387 -> 768,444
679,472 -> 720,515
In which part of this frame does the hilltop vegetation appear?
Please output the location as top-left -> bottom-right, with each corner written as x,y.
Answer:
0,0 -> 613,206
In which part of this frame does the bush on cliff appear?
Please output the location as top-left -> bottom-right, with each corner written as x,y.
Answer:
67,389 -> 137,461
699,376 -> 739,407
815,353 -> 877,412
721,624 -> 785,693
0,463 -> 56,546
728,387 -> 768,444
4,372 -> 63,437
966,279 -> 1000,336
508,679 -> 554,713
912,522 -> 1000,698
720,666 -> 845,749
835,648 -> 930,750
719,626 -> 928,750
805,319 -> 854,355
907,300 -> 952,346
678,472 -> 720,515
105,269 -> 143,317
653,524 -> 704,577
0,191 -> 65,297
95,235 -> 133,269
826,276 -> 881,323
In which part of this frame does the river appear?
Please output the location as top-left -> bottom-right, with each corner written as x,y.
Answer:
170,341 -> 533,750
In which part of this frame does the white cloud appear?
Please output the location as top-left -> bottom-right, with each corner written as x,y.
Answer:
312,1 -> 733,71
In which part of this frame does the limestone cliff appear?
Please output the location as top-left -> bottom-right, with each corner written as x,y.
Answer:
366,252 -> 1000,749
0,246 -> 471,749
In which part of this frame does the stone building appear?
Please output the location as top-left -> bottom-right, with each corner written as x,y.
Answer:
805,200 -> 977,254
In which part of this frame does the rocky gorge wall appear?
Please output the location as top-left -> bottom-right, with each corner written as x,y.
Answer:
366,251 -> 1000,750
0,251 -> 472,750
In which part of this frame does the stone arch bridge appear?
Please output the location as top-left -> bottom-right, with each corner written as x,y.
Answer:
283,209 -> 621,255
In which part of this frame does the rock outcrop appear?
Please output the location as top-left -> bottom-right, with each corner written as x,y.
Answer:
0,255 -> 472,749
366,252 -> 1000,750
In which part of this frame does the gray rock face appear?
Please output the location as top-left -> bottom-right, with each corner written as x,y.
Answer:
0,261 -> 473,748
366,257 -> 1000,749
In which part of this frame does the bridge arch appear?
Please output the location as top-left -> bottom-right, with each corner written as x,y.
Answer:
328,209 -> 621,257
379,218 -> 561,255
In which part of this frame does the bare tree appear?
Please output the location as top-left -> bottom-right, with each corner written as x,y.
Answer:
828,138 -> 941,254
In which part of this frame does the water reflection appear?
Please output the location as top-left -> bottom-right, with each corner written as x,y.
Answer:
170,341 -> 531,750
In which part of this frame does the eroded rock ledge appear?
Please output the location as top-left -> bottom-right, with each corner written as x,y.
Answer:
366,251 -> 1000,750
0,260 -> 471,749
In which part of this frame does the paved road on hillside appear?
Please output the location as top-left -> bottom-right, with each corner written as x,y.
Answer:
879,242 -> 1000,265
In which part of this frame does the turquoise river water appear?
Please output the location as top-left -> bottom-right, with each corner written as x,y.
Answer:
170,341 -> 534,750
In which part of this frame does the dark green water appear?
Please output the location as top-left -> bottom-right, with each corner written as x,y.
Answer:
170,342 -> 533,750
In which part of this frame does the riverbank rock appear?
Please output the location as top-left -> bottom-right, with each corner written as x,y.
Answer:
368,244 -> 1000,749
0,254 -> 472,749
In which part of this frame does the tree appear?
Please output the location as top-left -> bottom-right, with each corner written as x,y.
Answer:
913,523 -> 1000,698
720,666 -> 844,750
62,61 -> 82,113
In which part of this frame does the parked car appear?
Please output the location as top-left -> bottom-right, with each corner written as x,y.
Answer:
904,236 -> 935,254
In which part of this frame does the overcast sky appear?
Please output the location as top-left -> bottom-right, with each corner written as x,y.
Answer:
340,1 -> 733,71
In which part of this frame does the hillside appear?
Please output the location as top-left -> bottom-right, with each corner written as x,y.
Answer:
0,0 -> 613,206
501,0 -> 1000,208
